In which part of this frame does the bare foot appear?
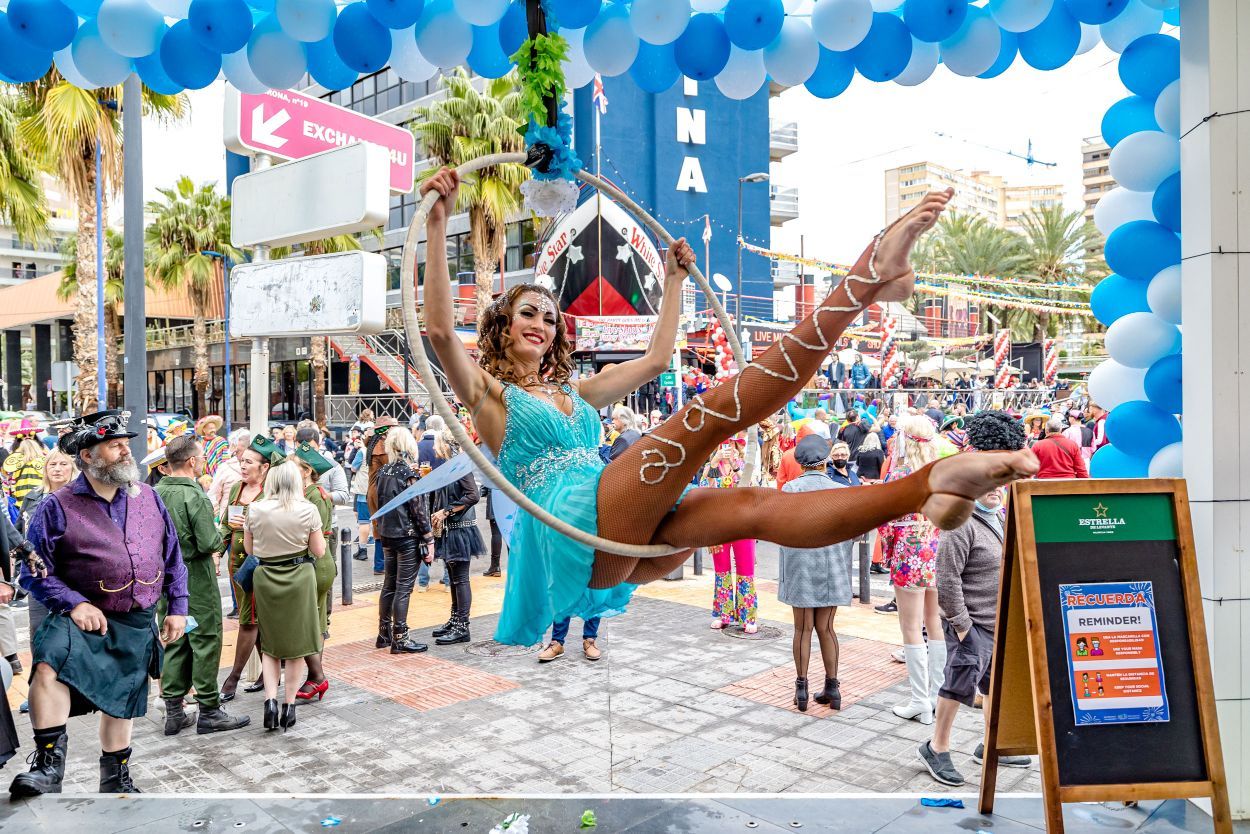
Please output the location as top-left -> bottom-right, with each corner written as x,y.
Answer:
871,188 -> 953,302
921,449 -> 1040,530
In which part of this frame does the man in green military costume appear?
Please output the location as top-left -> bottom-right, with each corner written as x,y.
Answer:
154,436 -> 251,736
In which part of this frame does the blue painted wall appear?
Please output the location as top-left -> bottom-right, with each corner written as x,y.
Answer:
573,76 -> 773,320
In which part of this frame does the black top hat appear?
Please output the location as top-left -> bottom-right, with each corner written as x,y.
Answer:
58,410 -> 138,455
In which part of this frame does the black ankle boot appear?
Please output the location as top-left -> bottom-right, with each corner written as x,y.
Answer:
794,677 -> 809,712
280,703 -> 297,731
813,677 -> 842,710
390,626 -> 429,654
435,615 -> 470,646
163,698 -> 196,736
431,618 -> 455,638
8,732 -> 67,798
263,698 -> 279,731
197,705 -> 252,734
98,748 -> 141,793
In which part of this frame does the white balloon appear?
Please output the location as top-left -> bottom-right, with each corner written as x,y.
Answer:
1147,263 -> 1182,324
1075,21 -> 1100,54
783,0 -> 804,10
223,47 -> 269,94
1148,442 -> 1183,477
692,0 -> 728,10
894,37 -> 939,86
1100,0 -> 1163,54
561,27 -> 596,89
1106,312 -> 1180,369
149,0 -> 189,15
390,26 -> 436,82
940,8 -> 1000,77
584,6 -> 637,77
1154,79 -> 1180,138
631,0 -> 690,45
1093,186 -> 1156,235
715,43 -> 766,99
453,0 -> 508,26
1088,359 -> 1147,411
1109,130 -> 1179,193
871,0 -> 902,10
987,0 -> 1052,34
811,0 -> 872,52
416,5 -> 472,68
764,17 -> 820,88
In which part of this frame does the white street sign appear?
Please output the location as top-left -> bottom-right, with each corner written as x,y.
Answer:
229,251 -> 387,338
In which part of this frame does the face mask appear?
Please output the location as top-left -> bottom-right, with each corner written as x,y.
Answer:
974,500 -> 1000,514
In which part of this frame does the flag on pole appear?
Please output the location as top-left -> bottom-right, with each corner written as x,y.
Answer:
702,214 -> 712,245
592,74 -> 609,115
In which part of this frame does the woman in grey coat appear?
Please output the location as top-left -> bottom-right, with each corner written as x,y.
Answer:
778,435 -> 855,712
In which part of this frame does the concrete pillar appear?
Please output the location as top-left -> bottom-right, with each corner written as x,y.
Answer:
1180,0 -> 1249,817
4,330 -> 20,411
32,323 -> 50,412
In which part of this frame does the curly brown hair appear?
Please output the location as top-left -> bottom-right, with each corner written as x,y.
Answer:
477,283 -> 575,386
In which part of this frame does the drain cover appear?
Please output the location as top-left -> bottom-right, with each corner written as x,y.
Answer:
722,625 -> 784,640
464,640 -> 541,657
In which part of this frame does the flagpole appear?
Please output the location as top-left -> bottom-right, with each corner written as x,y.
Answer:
594,77 -> 603,317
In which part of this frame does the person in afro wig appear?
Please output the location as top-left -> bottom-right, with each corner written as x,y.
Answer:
964,411 -> 1026,453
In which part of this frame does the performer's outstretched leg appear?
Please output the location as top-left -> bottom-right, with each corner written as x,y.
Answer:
593,192 -> 952,587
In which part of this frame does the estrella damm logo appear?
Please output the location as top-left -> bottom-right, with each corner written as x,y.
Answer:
1032,494 -> 1176,544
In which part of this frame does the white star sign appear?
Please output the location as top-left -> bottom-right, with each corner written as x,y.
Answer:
616,243 -> 633,263
566,244 -> 584,265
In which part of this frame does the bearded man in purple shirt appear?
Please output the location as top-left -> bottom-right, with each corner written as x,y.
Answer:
9,410 -> 189,799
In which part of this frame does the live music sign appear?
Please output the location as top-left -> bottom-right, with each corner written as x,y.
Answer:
224,87 -> 415,193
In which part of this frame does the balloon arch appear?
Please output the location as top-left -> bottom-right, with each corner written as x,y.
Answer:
0,0 -> 1183,479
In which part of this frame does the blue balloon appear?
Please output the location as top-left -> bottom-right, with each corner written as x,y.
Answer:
334,2 -> 391,73
467,23 -> 512,77
1118,32 -> 1178,99
1089,444 -> 1150,479
1163,5 -> 1178,26
1090,273 -> 1150,326
1017,1 -> 1079,70
1105,400 -> 1181,459
275,0 -> 336,42
134,50 -> 184,95
723,0 -> 785,50
1153,171 -> 1180,234
629,41 -> 680,93
189,0 -> 254,52
1101,95 -> 1159,147
903,0 -> 967,43
161,19 -> 222,89
805,46 -> 855,99
1143,353 -> 1182,413
674,13 -> 730,81
498,0 -> 526,55
64,0 -> 102,13
7,0 -> 77,51
977,28 -> 1016,78
1105,220 -> 1180,282
547,0 -> 601,29
1063,0 -> 1127,24
366,0 -> 424,29
851,13 -> 913,82
0,12 -> 52,81
306,34 -> 357,88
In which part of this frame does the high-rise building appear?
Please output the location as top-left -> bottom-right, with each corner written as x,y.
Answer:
1081,136 -> 1113,259
0,172 -> 76,287
884,161 -> 1064,234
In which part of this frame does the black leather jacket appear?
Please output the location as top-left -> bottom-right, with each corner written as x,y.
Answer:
374,457 -> 434,543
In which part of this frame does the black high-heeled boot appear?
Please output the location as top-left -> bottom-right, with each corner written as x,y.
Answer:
280,703 -> 297,731
813,677 -> 841,710
435,614 -> 470,646
376,617 -> 392,649
263,698 -> 279,731
794,677 -> 809,712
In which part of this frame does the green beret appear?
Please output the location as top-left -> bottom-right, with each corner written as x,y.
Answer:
294,441 -> 333,476
249,435 -> 286,465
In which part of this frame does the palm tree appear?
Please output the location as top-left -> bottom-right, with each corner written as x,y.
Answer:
145,177 -> 242,417
15,73 -> 186,412
412,68 -> 529,311
0,96 -> 49,244
1014,205 -> 1102,340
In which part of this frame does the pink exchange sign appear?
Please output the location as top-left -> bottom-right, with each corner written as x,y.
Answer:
224,88 -> 415,193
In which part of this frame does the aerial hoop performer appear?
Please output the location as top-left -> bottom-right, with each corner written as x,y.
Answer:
420,169 -> 1038,647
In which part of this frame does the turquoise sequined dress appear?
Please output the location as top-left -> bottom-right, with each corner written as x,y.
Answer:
494,383 -> 637,646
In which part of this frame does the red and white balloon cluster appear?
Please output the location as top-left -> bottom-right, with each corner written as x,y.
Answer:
708,318 -> 737,383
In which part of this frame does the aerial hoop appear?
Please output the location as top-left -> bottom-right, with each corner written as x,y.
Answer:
400,152 -> 759,558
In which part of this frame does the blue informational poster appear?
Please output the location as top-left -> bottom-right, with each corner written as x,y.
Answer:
1059,581 -> 1170,726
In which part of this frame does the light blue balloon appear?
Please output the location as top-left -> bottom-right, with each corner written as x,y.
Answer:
467,23 -> 512,77
71,19 -> 132,86
894,36 -> 938,85
805,44 -> 855,97
674,12 -> 731,81
222,45 -> 269,92
629,40 -> 680,92
390,25 -> 436,80
53,44 -> 96,89
584,1 -> 638,76
161,18 -> 222,89
1105,311 -> 1180,369
1109,129 -> 1178,192
1117,32 -> 1178,98
414,0 -> 471,67
764,17 -> 820,88
96,0 -> 167,58
977,28 -> 1017,77
1143,352 -> 1182,413
334,2 -> 391,73
248,0 -> 275,10
306,34 -> 357,88
1146,263 -> 1181,324
1100,95 -> 1157,147
247,14 -> 306,89
453,0 -> 507,26
366,0 -> 423,29
1105,399 -> 1180,458
714,42 -> 765,98
548,0 -> 601,29
811,0 -> 873,52
1153,78 -> 1179,137
1064,0 -> 1126,24
723,0 -> 785,49
1017,0 -> 1079,70
150,0 -> 191,14
1104,220 -> 1179,282
7,0 -> 77,51
1090,273 -> 1149,326
1089,444 -> 1149,479
134,50 -> 184,95
903,0 -> 967,43
1099,0 -> 1162,53
1152,170 -> 1180,233
275,0 -> 337,42
0,11 -> 52,81
190,0 -> 255,52
987,0 -> 1051,33
940,5 -> 999,76
851,12 -> 912,81
630,0 -> 689,45
498,1 -> 526,54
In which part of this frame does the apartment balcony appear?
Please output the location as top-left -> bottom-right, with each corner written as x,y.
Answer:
771,259 -> 800,286
770,185 -> 799,226
769,120 -> 798,160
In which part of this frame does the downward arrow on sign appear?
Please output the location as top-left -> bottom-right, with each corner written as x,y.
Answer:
251,105 -> 290,149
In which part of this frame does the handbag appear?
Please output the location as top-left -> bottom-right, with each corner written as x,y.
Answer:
233,554 -> 260,593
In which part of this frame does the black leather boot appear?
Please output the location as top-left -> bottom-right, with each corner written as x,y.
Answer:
163,698 -> 196,736
197,705 -> 252,734
263,698 -> 279,731
376,617 -> 393,649
279,702 -> 297,731
98,748 -> 141,793
431,617 -> 455,638
435,614 -> 470,646
390,626 -> 428,654
813,677 -> 842,710
794,677 -> 810,712
8,732 -> 67,798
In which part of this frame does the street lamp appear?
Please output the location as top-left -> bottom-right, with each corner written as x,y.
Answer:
202,250 -> 229,433
736,172 -> 769,328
